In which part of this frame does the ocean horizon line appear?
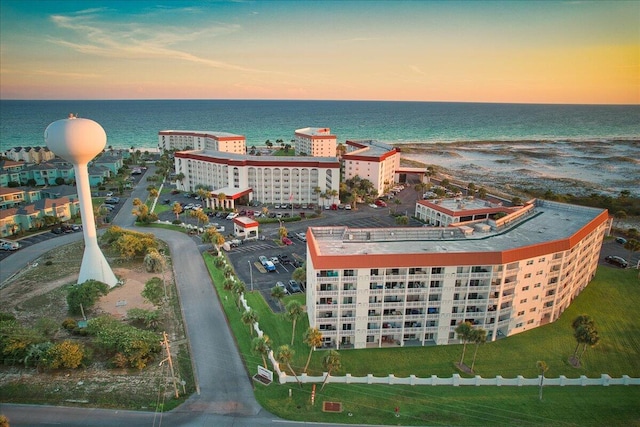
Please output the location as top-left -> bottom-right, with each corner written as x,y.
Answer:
2,99 -> 639,107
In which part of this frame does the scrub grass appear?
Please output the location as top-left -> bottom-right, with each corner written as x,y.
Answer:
204,253 -> 640,426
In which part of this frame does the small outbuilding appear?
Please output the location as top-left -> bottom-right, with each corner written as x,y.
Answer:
233,216 -> 259,241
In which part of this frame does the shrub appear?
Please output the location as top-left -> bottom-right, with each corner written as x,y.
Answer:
141,277 -> 165,306
143,250 -> 165,273
66,280 -> 109,315
45,260 -> 53,266
62,318 -> 78,330
47,340 -> 85,369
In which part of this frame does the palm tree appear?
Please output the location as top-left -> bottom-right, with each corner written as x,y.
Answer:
292,266 -> 306,286
467,182 -> 476,196
571,315 -> 594,359
303,327 -> 323,373
172,202 -> 183,221
251,335 -> 270,368
455,321 -> 474,367
313,186 -> 321,203
285,300 -> 304,345
536,360 -> 549,401
232,281 -> 246,309
469,328 -> 487,372
478,187 -> 488,199
320,350 -> 341,390
241,309 -> 259,336
270,285 -> 286,310
223,278 -> 235,292
275,345 -> 301,387
623,238 -> 640,266
217,192 -> 227,210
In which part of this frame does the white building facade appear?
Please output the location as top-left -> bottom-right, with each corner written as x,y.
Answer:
174,150 -> 341,206
305,200 -> 609,350
159,130 -> 246,154
342,140 -> 401,198
294,127 -> 337,157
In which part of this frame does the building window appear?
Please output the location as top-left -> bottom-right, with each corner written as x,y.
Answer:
520,299 -> 527,304
530,307 -> 536,312
522,286 -> 530,291
517,311 -> 525,316
516,322 -> 523,328
524,273 -> 532,278
527,319 -> 535,324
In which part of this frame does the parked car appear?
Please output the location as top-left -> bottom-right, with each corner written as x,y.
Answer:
278,254 -> 291,264
615,237 -> 628,245
162,198 -> 171,204
605,255 -> 628,268
51,227 -> 63,234
226,212 -> 239,220
344,204 -> 352,210
282,237 -> 293,245
104,197 -> 120,204
296,232 -> 307,242
287,280 -> 302,293
375,199 -> 387,207
106,191 -> 114,197
259,255 -> 276,272
0,240 -> 20,251
275,281 -> 289,295
368,204 -> 378,209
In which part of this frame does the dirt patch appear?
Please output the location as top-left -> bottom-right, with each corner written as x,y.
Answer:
94,268 -> 157,319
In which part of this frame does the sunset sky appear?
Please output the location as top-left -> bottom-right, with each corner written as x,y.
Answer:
1,1 -> 638,104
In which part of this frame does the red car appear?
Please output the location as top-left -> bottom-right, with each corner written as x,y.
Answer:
282,237 -> 293,245
375,199 -> 387,207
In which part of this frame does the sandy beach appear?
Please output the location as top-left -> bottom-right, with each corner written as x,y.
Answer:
398,139 -> 640,197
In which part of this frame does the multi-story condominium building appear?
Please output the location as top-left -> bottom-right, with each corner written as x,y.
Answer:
158,130 -> 246,154
305,199 -> 609,350
174,150 -> 341,208
342,140 -> 401,198
294,127 -> 337,157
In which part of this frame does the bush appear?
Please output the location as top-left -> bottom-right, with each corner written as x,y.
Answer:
66,280 -> 109,315
45,260 -> 53,266
142,277 -> 165,306
62,318 -> 78,330
172,219 -> 182,225
46,340 -> 85,369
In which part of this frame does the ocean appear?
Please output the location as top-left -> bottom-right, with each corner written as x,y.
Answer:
1,100 -> 639,196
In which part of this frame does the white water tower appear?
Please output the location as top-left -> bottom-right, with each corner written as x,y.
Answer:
45,114 -> 118,287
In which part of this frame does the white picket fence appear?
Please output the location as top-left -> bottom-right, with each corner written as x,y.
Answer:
237,288 -> 640,388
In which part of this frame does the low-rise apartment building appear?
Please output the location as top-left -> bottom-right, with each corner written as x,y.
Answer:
305,200 -> 609,350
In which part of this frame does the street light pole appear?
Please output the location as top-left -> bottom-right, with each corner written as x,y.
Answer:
248,260 -> 253,291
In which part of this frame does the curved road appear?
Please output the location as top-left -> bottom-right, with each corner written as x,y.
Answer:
0,168 -> 300,426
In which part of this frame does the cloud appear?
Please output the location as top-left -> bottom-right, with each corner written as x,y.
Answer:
410,65 -> 426,76
47,11 -> 264,74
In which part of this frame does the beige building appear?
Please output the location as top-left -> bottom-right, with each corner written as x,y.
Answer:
342,140 -> 401,198
305,200 -> 609,350
294,127 -> 337,157
158,130 -> 246,154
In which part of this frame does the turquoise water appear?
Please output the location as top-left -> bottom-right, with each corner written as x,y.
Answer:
1,100 -> 638,152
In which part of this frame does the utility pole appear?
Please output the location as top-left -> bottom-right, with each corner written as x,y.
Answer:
161,331 -> 179,398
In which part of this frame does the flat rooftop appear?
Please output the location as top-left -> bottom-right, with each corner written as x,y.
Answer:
346,140 -> 396,157
310,200 -> 607,256
180,149 -> 339,164
419,197 -> 503,213
160,130 -> 244,138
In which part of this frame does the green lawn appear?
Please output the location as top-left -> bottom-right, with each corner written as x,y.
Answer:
203,254 -> 640,425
